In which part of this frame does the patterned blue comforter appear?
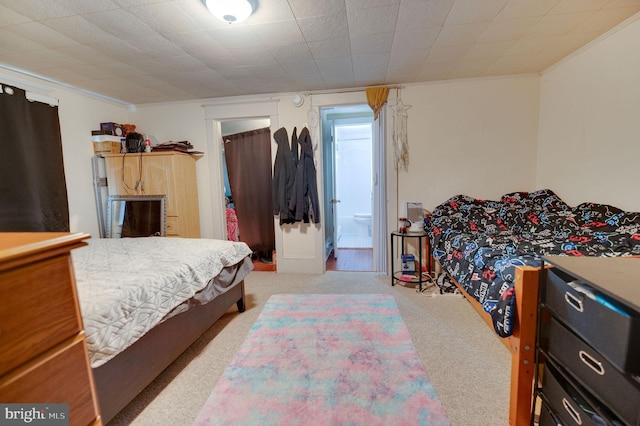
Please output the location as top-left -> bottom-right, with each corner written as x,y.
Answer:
427,189 -> 640,337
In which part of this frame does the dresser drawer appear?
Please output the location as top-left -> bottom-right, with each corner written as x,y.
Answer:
0,336 -> 98,426
544,267 -> 640,374
547,317 -> 640,426
538,400 -> 563,426
542,362 -> 621,426
0,255 -> 81,375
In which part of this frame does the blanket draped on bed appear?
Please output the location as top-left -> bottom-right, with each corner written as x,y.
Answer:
72,237 -> 252,367
427,189 -> 640,337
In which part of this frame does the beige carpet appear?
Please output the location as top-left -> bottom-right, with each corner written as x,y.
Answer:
107,272 -> 511,426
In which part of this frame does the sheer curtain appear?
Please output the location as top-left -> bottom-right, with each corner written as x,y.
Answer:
0,84 -> 69,231
224,127 -> 275,259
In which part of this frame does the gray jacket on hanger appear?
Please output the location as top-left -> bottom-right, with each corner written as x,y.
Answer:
289,127 -> 320,224
272,127 -> 296,225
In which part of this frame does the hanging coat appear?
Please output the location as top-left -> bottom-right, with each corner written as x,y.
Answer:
289,127 -> 320,224
272,127 -> 296,224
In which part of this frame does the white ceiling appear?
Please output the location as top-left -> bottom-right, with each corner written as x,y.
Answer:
1,0 -> 638,105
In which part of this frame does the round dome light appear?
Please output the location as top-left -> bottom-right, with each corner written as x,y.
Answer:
205,0 -> 254,24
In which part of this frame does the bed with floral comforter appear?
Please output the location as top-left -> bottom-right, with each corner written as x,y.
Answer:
428,189 -> 640,337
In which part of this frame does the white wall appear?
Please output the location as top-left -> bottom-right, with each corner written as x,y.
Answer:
538,15 -> 640,211
397,76 -> 540,214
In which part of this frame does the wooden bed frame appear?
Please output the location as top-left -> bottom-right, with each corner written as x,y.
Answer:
92,280 -> 246,423
441,262 -> 542,426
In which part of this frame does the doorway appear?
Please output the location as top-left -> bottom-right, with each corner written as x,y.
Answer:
221,119 -> 276,272
322,105 -> 374,271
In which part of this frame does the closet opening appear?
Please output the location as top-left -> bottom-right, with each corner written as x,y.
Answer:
221,118 -> 275,272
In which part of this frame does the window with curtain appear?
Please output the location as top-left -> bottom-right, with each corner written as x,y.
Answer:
0,84 -> 69,232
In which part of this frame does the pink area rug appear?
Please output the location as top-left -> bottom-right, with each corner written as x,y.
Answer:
194,294 -> 450,425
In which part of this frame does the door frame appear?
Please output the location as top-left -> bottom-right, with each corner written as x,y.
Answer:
203,99 -> 281,261
319,103 -> 386,273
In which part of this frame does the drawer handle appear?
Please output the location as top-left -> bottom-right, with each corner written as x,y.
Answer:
579,350 -> 605,376
562,397 -> 582,425
564,291 -> 584,313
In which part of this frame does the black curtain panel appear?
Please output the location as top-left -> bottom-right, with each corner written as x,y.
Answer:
0,85 -> 69,232
224,127 -> 275,259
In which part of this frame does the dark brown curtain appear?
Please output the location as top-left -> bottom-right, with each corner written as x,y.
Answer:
224,127 -> 275,259
0,85 -> 69,232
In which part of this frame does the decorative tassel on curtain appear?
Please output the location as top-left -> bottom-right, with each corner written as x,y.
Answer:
365,86 -> 389,120
391,88 -> 411,172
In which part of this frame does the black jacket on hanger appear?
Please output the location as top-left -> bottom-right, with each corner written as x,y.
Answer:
289,127 -> 320,224
272,127 -> 296,224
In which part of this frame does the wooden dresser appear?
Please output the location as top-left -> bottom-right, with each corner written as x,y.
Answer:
103,151 -> 201,238
0,232 -> 101,426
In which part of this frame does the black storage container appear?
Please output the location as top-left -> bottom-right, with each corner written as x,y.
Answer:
544,267 -> 640,375
547,316 -> 640,425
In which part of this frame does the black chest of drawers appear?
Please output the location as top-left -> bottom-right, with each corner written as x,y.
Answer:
534,256 -> 640,426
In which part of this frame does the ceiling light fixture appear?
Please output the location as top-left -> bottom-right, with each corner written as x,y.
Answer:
205,0 -> 254,24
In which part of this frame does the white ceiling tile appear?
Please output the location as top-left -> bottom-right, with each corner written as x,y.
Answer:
55,0 -> 121,14
550,0 -> 610,14
249,20 -> 306,47
452,57 -> 494,73
346,0 -> 399,10
315,56 -> 353,74
389,48 -> 430,66
3,0 -> 75,21
507,36 -> 557,55
0,4 -> 32,26
0,29 -> 47,52
347,5 -> 398,37
298,12 -> 349,42
248,0 -> 296,23
574,6 -> 640,32
526,11 -> 596,37
41,15 -> 123,45
465,40 -> 516,59
435,22 -> 490,45
228,48 -> 279,66
0,0 -> 636,104
350,32 -> 393,55
269,43 -> 314,62
128,2 -> 200,35
417,61 -> 457,79
352,52 -> 389,72
545,31 -> 601,52
426,44 -> 472,63
479,17 -> 541,41
391,28 -> 440,51
496,0 -> 561,20
207,26 -> 263,49
289,0 -> 346,18
8,22 -> 80,49
81,9 -> 158,40
396,0 -> 455,29
517,50 -> 568,71
127,36 -> 186,58
307,37 -> 351,59
444,0 -> 509,25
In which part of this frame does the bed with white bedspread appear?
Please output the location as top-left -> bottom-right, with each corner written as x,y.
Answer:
71,237 -> 253,422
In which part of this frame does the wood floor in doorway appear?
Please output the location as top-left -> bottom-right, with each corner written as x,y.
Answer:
326,248 -> 373,271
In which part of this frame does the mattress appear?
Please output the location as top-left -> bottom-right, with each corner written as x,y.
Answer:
72,237 -> 253,368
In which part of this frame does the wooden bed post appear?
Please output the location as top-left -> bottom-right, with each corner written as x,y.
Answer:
509,266 -> 540,426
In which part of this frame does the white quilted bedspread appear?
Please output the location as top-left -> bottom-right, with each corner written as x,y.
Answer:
71,237 -> 252,368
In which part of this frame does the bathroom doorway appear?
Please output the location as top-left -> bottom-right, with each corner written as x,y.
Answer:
322,105 -> 374,271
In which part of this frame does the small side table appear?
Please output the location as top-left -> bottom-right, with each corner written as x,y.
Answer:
390,231 -> 431,291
